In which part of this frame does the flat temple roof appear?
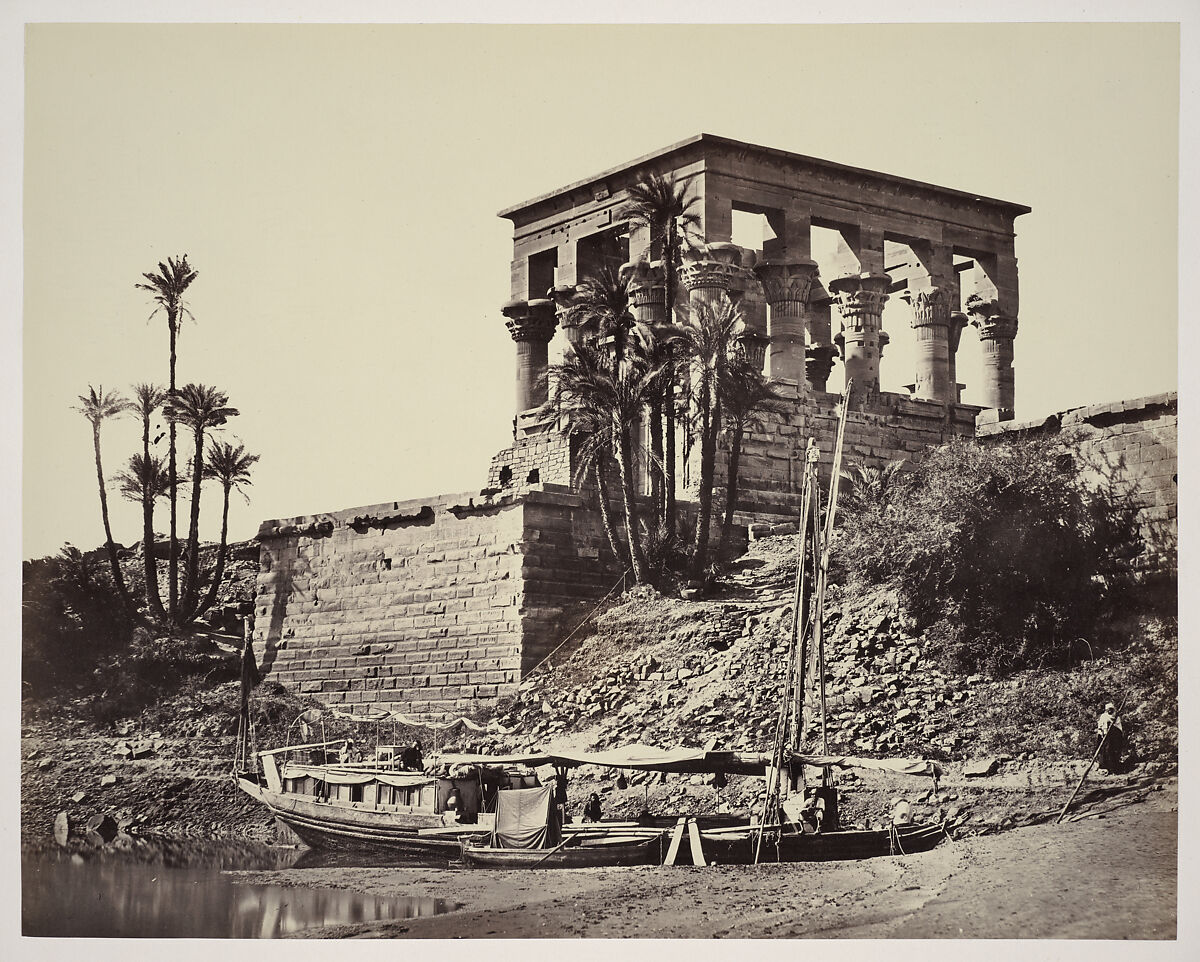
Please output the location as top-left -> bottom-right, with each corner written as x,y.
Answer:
498,133 -> 1031,220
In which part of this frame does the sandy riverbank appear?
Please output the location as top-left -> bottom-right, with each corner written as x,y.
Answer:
231,779 -> 1176,940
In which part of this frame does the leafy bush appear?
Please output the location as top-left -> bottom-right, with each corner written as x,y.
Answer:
22,546 -> 138,695
833,435 -> 1137,676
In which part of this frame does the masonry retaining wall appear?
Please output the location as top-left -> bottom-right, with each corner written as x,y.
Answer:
255,486 -> 622,718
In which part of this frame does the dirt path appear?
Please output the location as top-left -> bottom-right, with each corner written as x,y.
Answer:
232,782 -> 1176,939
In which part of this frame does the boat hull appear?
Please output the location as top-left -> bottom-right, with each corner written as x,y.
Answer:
237,776 -> 487,855
700,821 -> 947,865
461,835 -> 663,869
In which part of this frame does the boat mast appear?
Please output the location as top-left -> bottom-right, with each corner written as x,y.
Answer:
813,381 -> 853,764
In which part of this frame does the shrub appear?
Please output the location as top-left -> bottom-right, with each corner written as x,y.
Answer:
833,434 -> 1135,676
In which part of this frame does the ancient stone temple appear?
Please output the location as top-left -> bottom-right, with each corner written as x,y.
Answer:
255,135 -> 1034,718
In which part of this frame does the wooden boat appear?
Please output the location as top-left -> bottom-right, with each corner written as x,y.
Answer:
236,739 -> 533,855
460,833 -> 663,869
697,820 -> 947,865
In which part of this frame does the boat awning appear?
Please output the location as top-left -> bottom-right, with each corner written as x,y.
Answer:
440,743 -> 770,775
280,763 -> 438,788
786,753 -> 944,779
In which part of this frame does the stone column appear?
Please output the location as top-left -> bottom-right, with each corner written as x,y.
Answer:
502,298 -> 558,415
550,284 -> 585,352
621,260 -> 667,327
678,243 -> 744,313
753,259 -> 820,387
967,296 -> 1018,420
901,287 -> 954,402
948,311 -> 968,403
829,273 -> 890,392
805,283 -> 836,392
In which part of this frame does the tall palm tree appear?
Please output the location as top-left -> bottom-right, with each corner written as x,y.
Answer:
619,172 -> 700,531
627,319 -> 677,523
677,300 -> 743,577
73,386 -> 134,612
561,266 -> 635,359
129,383 -> 169,620
717,359 -> 786,562
164,383 -> 239,621
195,440 -> 259,621
115,453 -> 173,506
136,255 -> 198,623
549,342 -> 662,585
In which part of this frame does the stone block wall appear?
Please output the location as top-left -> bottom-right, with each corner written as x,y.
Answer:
977,392 -> 1177,581
711,390 -> 982,525
255,487 -> 623,718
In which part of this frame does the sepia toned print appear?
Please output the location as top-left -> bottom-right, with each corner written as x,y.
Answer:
20,21 -> 1178,942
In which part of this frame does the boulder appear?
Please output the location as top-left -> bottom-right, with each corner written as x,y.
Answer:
85,813 -> 119,843
100,774 -> 118,787
963,757 -> 1000,778
53,811 -> 70,847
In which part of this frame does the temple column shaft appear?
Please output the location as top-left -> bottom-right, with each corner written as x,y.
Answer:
830,272 -> 890,391
753,259 -> 820,388
502,298 -> 558,415
902,287 -> 953,402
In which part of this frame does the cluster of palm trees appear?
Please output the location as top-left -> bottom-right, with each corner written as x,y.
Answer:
547,173 -> 783,587
74,256 -> 259,631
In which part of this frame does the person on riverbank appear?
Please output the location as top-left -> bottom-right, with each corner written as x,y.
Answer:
1096,701 -> 1126,774
583,793 -> 602,822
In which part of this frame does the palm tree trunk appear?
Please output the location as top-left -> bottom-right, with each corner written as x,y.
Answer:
195,483 -> 232,621
692,387 -> 720,578
593,460 -> 627,569
92,427 -> 132,611
649,394 -> 664,522
141,414 -> 165,621
180,426 -> 206,619
614,417 -> 648,584
664,220 -> 679,532
717,422 -> 745,563
168,315 -> 179,625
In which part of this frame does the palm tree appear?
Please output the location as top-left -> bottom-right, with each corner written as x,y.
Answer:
839,460 -> 907,516
619,172 -> 701,531
129,383 -> 169,620
561,266 -> 635,359
627,319 -> 677,523
164,383 -> 239,621
717,359 -> 786,562
549,342 -> 662,585
136,255 -> 198,623
73,386 -> 134,612
676,300 -> 743,577
195,440 -> 259,621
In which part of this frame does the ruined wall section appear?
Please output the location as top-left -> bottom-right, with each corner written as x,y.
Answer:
254,492 -> 527,717
254,488 -> 623,718
977,392 -> 1177,582
715,391 -> 981,524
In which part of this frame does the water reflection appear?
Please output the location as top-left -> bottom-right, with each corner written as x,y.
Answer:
23,845 -> 459,938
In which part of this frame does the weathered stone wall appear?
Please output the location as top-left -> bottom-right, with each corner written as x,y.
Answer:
254,487 -> 623,718
487,419 -> 573,491
699,390 -> 982,525
977,392 -> 1177,581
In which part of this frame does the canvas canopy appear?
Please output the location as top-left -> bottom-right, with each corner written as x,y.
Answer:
786,753 -> 944,779
441,743 -> 769,775
280,763 -> 436,788
492,784 -> 557,850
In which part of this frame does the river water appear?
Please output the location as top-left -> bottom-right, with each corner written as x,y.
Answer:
22,840 -> 460,938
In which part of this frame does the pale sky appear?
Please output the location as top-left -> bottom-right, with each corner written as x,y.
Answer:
19,21 -> 1181,561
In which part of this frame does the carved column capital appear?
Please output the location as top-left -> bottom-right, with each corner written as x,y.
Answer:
502,298 -> 558,343
805,345 -> 838,391
737,329 -> 770,372
829,272 -> 890,325
965,295 -> 1018,340
620,259 -> 667,326
679,243 -> 744,296
901,287 -> 952,329
752,259 -> 820,308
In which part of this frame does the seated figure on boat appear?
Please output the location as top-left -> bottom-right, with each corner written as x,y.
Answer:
583,793 -> 602,823
401,741 -> 424,772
